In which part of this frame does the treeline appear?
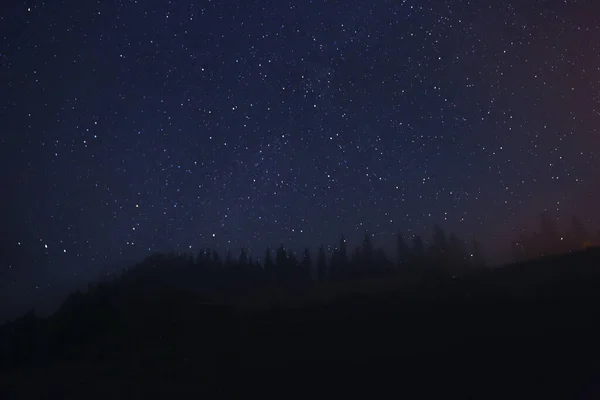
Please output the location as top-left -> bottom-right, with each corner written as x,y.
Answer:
512,213 -> 600,262
0,223 -> 484,377
3,219 -> 600,395
5,248 -> 600,398
117,225 -> 486,292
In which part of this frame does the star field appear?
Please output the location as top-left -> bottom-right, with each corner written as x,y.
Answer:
1,0 -> 599,314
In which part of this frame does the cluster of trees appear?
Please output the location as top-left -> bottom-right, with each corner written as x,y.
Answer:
4,246 -> 600,398
116,225 -> 486,294
0,224 -> 485,377
5,218 -> 600,397
512,214 -> 600,262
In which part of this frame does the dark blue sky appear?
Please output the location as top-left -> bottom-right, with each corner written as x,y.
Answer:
1,0 -> 599,316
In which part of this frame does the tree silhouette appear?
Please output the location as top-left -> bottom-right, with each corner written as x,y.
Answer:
570,215 -> 589,250
302,248 -> 312,280
512,213 -> 598,262
539,212 -> 560,256
411,235 -> 425,267
203,249 -> 212,266
238,248 -> 248,266
276,245 -> 288,279
275,245 -> 286,267
212,250 -> 222,268
330,235 -> 349,279
362,232 -> 374,266
339,234 -> 348,266
9,215 -> 600,388
448,233 -> 468,272
317,246 -> 327,281
288,250 -> 299,280
330,249 -> 340,278
225,251 -> 233,268
196,250 -> 206,266
397,230 -> 409,268
289,250 -> 299,266
430,224 -> 448,267
374,248 -> 392,270
471,240 -> 485,267
351,246 -> 361,266
264,248 -> 274,275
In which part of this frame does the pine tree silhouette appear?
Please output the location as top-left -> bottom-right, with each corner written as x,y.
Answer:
276,245 -> 288,280
351,246 -> 361,267
362,232 -> 374,266
397,230 -> 409,268
287,250 -> 298,268
448,233 -> 468,273
212,250 -> 222,268
411,235 -> 425,267
471,240 -> 485,268
317,246 -> 327,281
302,248 -> 312,280
195,250 -> 205,266
203,249 -> 212,266
238,248 -> 248,266
571,215 -> 589,250
374,248 -> 391,270
288,250 -> 299,281
264,247 -> 274,276
339,234 -> 348,266
540,212 -> 560,256
431,224 -> 448,267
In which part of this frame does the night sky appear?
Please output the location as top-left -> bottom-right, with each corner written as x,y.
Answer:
1,0 -> 599,316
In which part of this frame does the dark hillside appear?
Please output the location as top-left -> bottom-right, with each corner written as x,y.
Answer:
2,249 -> 600,398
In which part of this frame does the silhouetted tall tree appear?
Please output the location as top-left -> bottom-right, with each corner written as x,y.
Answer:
212,250 -> 222,268
448,233 -> 468,272
317,246 -> 327,281
471,240 -> 485,267
362,232 -> 374,266
351,246 -> 361,267
264,247 -> 274,275
339,234 -> 348,266
397,230 -> 409,268
225,251 -> 233,268
330,235 -> 349,279
571,215 -> 589,249
302,248 -> 312,280
330,249 -> 340,278
288,250 -> 299,270
513,213 -> 595,261
276,245 -> 288,277
286,250 -> 302,280
375,248 -> 392,270
238,248 -> 248,266
430,224 -> 448,267
540,212 -> 560,256
196,250 -> 205,266
411,235 -> 425,266
203,249 -> 212,266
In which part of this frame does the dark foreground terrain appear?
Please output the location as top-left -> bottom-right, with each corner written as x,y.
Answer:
3,249 -> 600,398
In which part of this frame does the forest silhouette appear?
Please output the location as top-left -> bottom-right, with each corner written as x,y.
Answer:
2,215 -> 600,398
